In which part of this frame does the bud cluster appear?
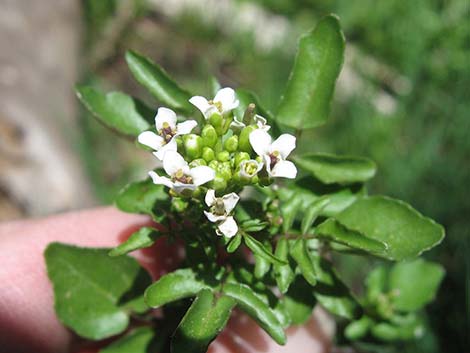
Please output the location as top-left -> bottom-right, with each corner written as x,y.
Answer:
138,87 -> 297,237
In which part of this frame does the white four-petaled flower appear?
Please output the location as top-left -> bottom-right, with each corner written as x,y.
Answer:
231,114 -> 271,132
138,107 -> 197,160
204,189 -> 239,238
189,88 -> 239,119
149,151 -> 215,193
249,129 -> 297,179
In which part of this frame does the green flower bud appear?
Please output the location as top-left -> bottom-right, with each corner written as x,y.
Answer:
171,197 -> 189,213
201,124 -> 218,148
209,113 -> 224,134
224,135 -> 238,152
217,151 -> 230,162
234,152 -> 250,167
189,158 -> 207,168
202,147 -> 215,162
208,160 -> 219,170
210,174 -> 227,192
239,125 -> 256,153
183,134 -> 203,159
219,161 -> 232,180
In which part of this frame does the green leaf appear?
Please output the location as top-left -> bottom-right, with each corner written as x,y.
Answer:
281,277 -> 317,325
100,327 -> 157,353
335,196 -> 445,260
145,269 -> 212,308
243,233 -> 286,265
301,196 -> 330,234
109,227 -> 162,257
280,197 -> 303,233
226,233 -> 242,253
344,316 -> 373,341
115,178 -> 168,215
316,218 -> 387,255
254,241 -> 272,279
76,86 -> 151,137
389,259 -> 445,312
125,50 -> 192,113
294,153 -> 377,184
276,15 -> 345,130
311,254 -> 360,319
273,237 -> 295,294
45,243 -> 151,340
223,282 -> 287,345
290,238 -> 317,286
171,289 -> 235,353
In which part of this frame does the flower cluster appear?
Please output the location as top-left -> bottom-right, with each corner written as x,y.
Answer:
138,88 -> 297,237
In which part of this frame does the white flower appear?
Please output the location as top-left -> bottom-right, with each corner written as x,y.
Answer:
204,189 -> 240,238
138,107 -> 197,160
149,151 -> 215,193
239,159 -> 263,179
231,114 -> 271,132
189,87 -> 239,119
249,129 -> 297,179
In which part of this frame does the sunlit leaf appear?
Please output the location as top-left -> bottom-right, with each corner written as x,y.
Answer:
276,15 -> 345,130
109,227 -> 162,257
45,243 -> 151,340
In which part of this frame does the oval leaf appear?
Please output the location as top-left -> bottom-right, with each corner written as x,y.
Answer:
171,289 -> 235,353
280,277 -> 317,325
145,269 -> 211,308
109,227 -> 162,257
335,196 -> 445,260
294,153 -> 377,184
45,243 -> 151,340
389,259 -> 445,312
76,86 -> 151,136
301,196 -> 330,234
125,50 -> 192,113
316,218 -> 387,255
223,282 -> 287,345
276,15 -> 345,130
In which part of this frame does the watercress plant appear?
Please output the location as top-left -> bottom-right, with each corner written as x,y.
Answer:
45,15 -> 445,352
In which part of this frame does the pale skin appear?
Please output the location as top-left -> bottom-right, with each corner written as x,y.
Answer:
0,207 -> 331,353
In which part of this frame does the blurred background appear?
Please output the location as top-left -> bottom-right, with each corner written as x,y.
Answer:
0,0 -> 468,352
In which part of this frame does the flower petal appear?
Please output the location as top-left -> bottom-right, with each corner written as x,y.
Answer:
205,189 -> 216,207
163,151 -> 188,176
222,193 -> 240,214
176,120 -> 198,135
172,181 -> 197,193
153,138 -> 177,160
249,128 -> 272,157
190,166 -> 215,186
189,96 -> 214,118
271,134 -> 296,158
271,160 -> 297,179
230,118 -> 245,130
214,88 -> 237,111
148,171 -> 173,189
254,114 -> 271,131
217,216 -> 238,238
204,211 -> 226,223
137,131 -> 164,151
155,107 -> 177,131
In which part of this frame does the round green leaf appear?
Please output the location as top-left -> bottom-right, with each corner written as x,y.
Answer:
100,327 -> 157,353
335,196 -> 445,261
76,86 -> 151,136
115,179 -> 168,215
389,259 -> 445,312
109,227 -> 162,257
45,243 -> 151,340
